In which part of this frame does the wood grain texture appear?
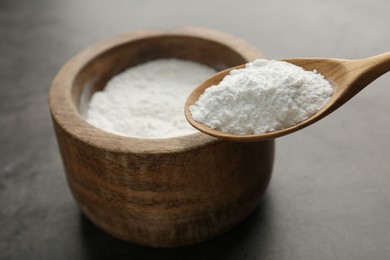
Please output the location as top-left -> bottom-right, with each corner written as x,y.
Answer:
185,52 -> 390,142
49,27 -> 274,247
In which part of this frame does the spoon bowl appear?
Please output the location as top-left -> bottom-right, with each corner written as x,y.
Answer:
185,52 -> 390,142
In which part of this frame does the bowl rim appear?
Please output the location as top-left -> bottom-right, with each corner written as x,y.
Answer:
49,27 -> 263,154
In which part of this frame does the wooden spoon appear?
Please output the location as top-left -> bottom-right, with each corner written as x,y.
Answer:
185,52 -> 390,142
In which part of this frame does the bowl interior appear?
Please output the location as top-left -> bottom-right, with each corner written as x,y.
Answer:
74,35 -> 249,116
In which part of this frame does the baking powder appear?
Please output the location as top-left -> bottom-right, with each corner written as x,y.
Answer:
85,59 -> 216,138
189,59 -> 333,134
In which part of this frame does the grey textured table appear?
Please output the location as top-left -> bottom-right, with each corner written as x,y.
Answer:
1,0 -> 390,259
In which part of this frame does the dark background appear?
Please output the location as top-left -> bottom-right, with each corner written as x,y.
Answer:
1,0 -> 390,259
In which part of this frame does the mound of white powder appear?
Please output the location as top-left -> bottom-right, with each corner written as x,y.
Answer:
85,59 -> 216,138
189,59 -> 333,134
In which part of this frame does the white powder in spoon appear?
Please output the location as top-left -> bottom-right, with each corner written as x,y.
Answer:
85,59 -> 216,138
189,59 -> 333,134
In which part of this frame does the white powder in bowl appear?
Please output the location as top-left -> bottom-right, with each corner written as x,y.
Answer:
189,59 -> 333,134
85,59 -> 216,138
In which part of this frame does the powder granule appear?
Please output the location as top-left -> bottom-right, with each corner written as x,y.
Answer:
85,59 -> 216,138
189,59 -> 333,134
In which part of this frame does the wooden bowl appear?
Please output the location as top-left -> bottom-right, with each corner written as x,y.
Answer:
49,27 -> 274,248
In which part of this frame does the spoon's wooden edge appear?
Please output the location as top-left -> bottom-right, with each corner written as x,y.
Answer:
184,59 -> 335,142
185,100 -> 332,142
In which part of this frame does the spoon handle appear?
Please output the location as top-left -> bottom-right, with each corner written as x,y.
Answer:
345,52 -> 390,94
